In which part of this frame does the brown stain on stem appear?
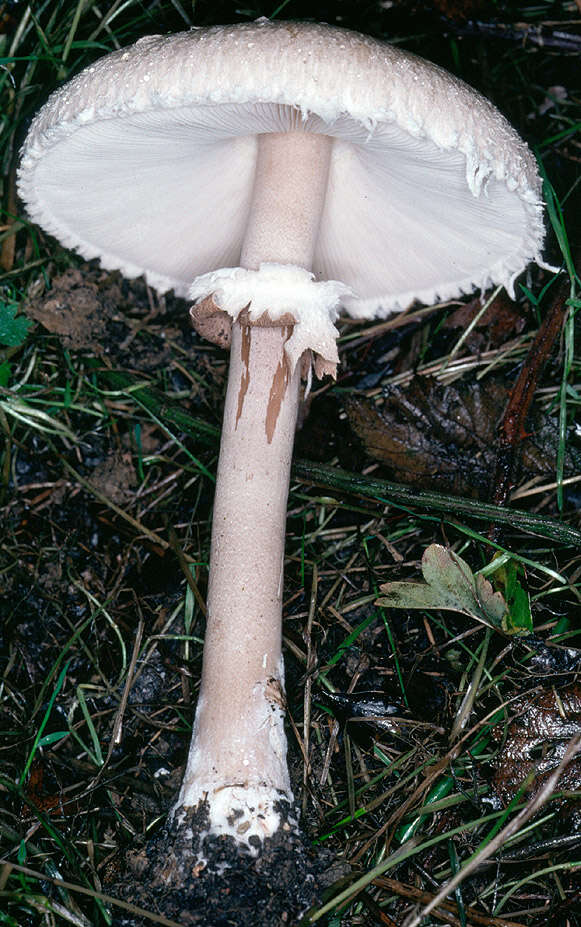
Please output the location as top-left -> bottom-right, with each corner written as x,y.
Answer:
265,326 -> 292,444
236,325 -> 251,428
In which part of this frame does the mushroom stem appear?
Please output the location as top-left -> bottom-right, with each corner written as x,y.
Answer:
174,321 -> 301,843
174,131 -> 333,850
241,130 -> 332,269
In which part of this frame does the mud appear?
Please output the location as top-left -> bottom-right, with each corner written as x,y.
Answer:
112,801 -> 335,927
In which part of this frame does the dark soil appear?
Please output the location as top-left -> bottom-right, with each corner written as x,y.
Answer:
111,802 -> 336,926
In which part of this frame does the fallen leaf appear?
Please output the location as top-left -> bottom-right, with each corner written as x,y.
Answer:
492,684 -> 581,808
347,376 -> 581,498
377,544 -> 512,633
442,290 -> 525,350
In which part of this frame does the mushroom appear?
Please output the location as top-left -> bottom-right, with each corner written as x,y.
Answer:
18,19 -> 546,859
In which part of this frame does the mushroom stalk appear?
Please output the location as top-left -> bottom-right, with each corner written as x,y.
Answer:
241,130 -> 332,269
174,131 -> 333,848
175,321 -> 301,843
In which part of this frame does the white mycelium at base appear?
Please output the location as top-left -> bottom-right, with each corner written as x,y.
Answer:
172,658 -> 298,854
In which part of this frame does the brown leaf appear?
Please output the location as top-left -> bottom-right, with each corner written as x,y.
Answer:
442,291 -> 525,352
346,376 -> 581,498
492,684 -> 581,810
25,268 -> 108,350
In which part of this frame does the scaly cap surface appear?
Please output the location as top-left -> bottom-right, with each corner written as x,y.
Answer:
19,19 -> 545,316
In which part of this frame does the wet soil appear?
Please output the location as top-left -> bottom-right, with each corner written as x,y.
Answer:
112,802 -> 335,926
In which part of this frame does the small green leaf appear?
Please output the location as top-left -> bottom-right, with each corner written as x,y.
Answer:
38,731 -> 68,747
0,300 -> 31,347
20,659 -> 72,787
491,555 -> 533,634
377,544 -> 511,633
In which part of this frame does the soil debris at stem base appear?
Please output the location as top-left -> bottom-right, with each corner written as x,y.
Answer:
111,800 -> 331,926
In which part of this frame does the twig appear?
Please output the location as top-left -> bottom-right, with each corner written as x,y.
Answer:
444,19 -> 581,54
95,619 -> 144,781
293,460 -> 581,547
96,368 -> 219,447
373,876 -> 527,927
492,277 -> 570,509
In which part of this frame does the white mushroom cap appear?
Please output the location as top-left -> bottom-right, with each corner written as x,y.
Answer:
19,18 -> 545,317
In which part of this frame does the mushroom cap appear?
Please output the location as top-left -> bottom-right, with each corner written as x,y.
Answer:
19,19 -> 545,317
